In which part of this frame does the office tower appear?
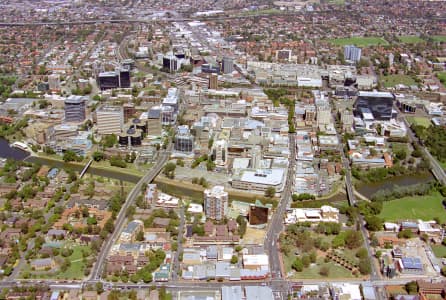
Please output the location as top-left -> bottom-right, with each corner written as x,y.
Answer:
119,68 -> 131,88
161,106 -> 175,126
174,125 -> 194,153
48,74 -> 61,91
64,95 -> 86,123
98,71 -> 119,90
147,106 -> 162,136
209,73 -> 218,89
344,45 -> 362,62
96,106 -> 124,135
204,186 -> 228,221
222,57 -> 234,74
355,91 -> 395,121
317,104 -> 331,126
163,55 -> 178,73
162,88 -> 179,112
123,103 -> 136,123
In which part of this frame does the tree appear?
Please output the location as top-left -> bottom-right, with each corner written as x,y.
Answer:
230,255 -> 238,264
405,281 -> 418,294
96,282 -> 104,294
365,215 -> 384,231
163,162 -> 176,179
63,150 -> 81,162
265,187 -> 276,198
292,257 -> 303,272
92,151 -> 105,162
344,230 -> 363,249
356,248 -> 368,259
136,230 -> 144,242
302,254 -> 310,268
398,229 -> 413,239
319,266 -> 330,277
359,258 -> 371,275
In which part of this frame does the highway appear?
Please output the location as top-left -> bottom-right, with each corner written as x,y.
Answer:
89,146 -> 172,280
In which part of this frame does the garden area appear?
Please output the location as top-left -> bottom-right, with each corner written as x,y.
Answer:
280,223 -> 371,279
21,244 -> 94,280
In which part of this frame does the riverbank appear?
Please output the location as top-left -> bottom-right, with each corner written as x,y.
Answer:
26,154 -> 143,183
154,176 -> 279,207
355,172 -> 434,199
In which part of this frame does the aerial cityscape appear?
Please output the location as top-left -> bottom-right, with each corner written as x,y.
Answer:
0,0 -> 445,299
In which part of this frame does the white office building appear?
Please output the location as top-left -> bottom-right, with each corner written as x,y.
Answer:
96,106 -> 124,135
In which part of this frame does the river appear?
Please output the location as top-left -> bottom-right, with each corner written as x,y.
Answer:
356,172 -> 434,199
0,138 -> 30,160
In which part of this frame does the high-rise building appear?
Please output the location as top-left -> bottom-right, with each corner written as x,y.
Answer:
161,106 -> 175,126
388,53 -> 394,66
123,103 -> 136,123
96,106 -> 124,135
344,45 -> 362,62
209,73 -> 218,89
222,57 -> 234,74
48,74 -> 61,91
174,125 -> 194,153
64,96 -> 86,123
316,104 -> 331,126
355,91 -> 395,121
118,68 -> 131,88
98,71 -> 119,90
163,55 -> 179,73
98,68 -> 131,90
204,186 -> 228,221
213,139 -> 227,167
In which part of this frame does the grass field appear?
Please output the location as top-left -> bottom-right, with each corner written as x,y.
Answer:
56,245 -> 91,279
328,37 -> 388,47
398,36 -> 424,44
406,116 -> 431,128
432,36 -> 446,42
381,74 -> 416,88
391,143 -> 409,153
437,72 -> 446,88
432,245 -> 446,258
286,257 -> 355,279
379,192 -> 446,223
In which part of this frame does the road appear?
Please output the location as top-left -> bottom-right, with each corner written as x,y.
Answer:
264,132 -> 296,294
89,146 -> 171,280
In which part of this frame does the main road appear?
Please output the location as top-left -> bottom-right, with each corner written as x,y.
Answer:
265,133 -> 296,285
90,146 -> 172,280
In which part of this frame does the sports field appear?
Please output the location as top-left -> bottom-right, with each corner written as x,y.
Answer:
406,116 -> 431,128
379,192 -> 446,223
328,37 -> 388,47
382,74 -> 416,88
432,36 -> 446,42
398,36 -> 424,44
